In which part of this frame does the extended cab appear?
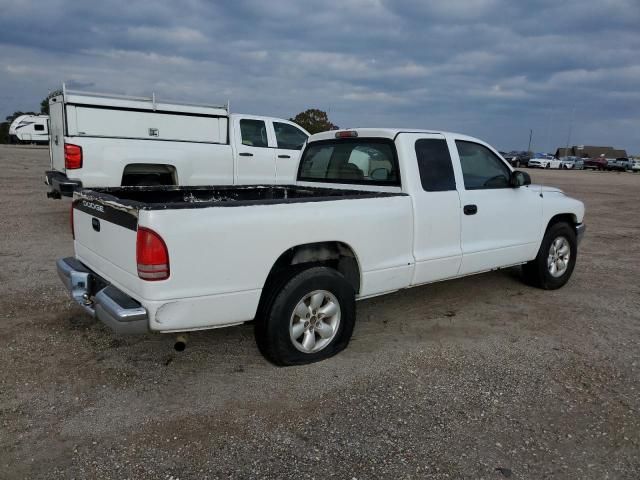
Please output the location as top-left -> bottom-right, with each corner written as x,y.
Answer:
45,86 -> 309,198
57,129 -> 586,365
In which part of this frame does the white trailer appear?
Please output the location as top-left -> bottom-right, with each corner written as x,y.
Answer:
9,114 -> 49,144
45,86 -> 309,198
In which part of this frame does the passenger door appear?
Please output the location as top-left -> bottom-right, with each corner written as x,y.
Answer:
233,117 -> 276,184
272,121 -> 309,184
452,139 -> 542,275
407,134 -> 463,285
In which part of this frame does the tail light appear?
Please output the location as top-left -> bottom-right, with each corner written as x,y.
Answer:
70,204 -> 75,239
64,143 -> 83,169
136,227 -> 170,281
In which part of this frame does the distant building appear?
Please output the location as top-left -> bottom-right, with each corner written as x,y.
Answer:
555,145 -> 627,159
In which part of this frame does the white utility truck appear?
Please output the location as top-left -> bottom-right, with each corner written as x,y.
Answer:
9,114 -> 49,144
45,86 -> 309,198
57,128 -> 586,365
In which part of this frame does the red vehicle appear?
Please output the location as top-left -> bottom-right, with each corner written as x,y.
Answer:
583,156 -> 608,171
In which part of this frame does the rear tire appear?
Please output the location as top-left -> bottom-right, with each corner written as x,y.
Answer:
255,267 -> 356,366
522,222 -> 577,290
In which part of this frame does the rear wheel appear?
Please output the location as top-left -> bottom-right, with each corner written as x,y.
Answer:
522,222 -> 577,289
255,267 -> 356,366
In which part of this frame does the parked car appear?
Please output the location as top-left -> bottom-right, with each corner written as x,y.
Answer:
631,159 -> 640,172
608,157 -> 632,171
45,85 -> 309,198
559,156 -> 584,170
583,156 -> 608,171
528,154 -> 561,169
503,151 -> 530,168
56,128 -> 586,365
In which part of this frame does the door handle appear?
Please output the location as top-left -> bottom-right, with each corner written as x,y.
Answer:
278,154 -> 291,159
463,204 -> 478,215
239,152 -> 253,157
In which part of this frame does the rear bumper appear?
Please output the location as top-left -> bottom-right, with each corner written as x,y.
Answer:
45,170 -> 82,199
576,223 -> 586,245
57,257 -> 148,334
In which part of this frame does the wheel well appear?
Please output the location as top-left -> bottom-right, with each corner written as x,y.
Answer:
256,242 -> 361,319
121,164 -> 177,186
546,213 -> 578,232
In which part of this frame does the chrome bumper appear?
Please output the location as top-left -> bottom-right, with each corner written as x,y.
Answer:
576,223 -> 586,245
56,257 -> 148,334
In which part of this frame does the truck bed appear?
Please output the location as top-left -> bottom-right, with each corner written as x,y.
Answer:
77,185 -> 405,210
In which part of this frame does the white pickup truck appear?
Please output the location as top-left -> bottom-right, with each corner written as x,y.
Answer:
57,128 -> 586,365
45,86 -> 309,198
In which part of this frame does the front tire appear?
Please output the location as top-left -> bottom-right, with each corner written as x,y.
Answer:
255,267 -> 356,366
522,222 -> 577,289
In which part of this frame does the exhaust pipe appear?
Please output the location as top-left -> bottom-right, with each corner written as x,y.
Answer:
174,334 -> 188,352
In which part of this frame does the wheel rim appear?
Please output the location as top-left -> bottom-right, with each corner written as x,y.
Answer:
547,236 -> 571,278
289,290 -> 341,354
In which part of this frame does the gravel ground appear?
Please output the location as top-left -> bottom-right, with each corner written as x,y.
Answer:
1,144 -> 639,479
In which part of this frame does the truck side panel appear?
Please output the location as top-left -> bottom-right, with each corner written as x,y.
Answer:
129,196 -> 414,331
65,138 -> 235,187
65,105 -> 228,144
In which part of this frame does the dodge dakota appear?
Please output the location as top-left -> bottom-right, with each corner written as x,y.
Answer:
57,128 -> 586,365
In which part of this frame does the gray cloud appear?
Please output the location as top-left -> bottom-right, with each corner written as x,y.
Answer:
1,0 -> 638,152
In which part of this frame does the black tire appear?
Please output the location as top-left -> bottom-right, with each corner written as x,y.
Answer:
545,163 -> 551,169
522,222 -> 577,289
255,266 -> 356,366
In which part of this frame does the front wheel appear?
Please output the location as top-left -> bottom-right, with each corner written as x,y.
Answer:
255,267 -> 356,366
522,222 -> 577,289
545,163 -> 551,169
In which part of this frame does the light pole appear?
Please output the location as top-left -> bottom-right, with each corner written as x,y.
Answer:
527,129 -> 533,154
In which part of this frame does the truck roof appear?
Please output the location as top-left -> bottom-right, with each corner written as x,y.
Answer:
308,128 -> 477,142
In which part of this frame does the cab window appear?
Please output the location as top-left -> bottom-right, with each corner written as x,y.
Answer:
456,140 -> 511,190
298,139 -> 399,185
240,119 -> 268,148
415,139 -> 456,191
274,122 -> 308,150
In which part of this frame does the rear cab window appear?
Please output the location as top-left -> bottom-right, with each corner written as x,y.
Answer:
415,139 -> 456,191
298,138 -> 400,186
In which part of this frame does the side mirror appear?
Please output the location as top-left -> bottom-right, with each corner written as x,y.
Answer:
511,170 -> 531,187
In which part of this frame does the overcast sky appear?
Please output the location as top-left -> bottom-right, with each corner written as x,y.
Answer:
1,0 -> 638,153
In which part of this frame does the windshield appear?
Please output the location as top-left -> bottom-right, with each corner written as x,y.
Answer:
297,139 -> 400,186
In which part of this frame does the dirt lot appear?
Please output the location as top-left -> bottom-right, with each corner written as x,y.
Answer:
0,144 -> 639,479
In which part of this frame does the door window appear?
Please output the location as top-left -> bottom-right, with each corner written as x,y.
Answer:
34,124 -> 45,131
274,122 -> 308,150
240,119 -> 268,148
456,140 -> 511,190
415,139 -> 456,191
